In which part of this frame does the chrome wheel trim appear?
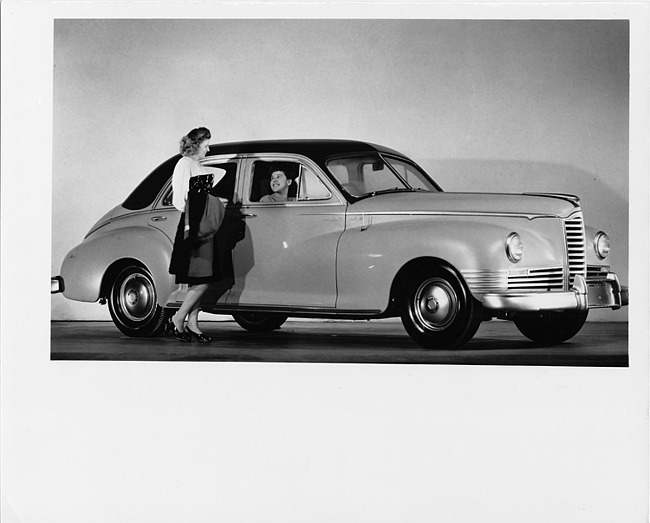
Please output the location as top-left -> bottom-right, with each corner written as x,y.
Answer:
413,277 -> 459,331
118,272 -> 156,322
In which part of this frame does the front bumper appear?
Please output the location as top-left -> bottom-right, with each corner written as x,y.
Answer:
481,273 -> 628,312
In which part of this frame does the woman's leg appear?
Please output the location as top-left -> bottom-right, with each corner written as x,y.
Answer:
186,303 -> 203,333
172,283 -> 209,331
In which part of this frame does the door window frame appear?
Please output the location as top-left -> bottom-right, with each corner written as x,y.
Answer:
241,153 -> 344,207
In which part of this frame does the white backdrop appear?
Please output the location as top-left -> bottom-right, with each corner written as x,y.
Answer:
50,18 -> 630,321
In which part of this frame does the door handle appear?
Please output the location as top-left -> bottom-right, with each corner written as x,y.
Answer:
241,213 -> 257,219
150,216 -> 167,222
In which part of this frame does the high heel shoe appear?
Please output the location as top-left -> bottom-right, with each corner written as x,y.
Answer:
166,317 -> 191,342
173,327 -> 192,342
164,317 -> 174,335
186,327 -> 212,343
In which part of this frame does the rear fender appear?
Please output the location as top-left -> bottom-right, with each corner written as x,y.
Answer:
60,225 -> 176,305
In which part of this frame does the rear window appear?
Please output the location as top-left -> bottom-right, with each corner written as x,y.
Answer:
122,155 -> 179,210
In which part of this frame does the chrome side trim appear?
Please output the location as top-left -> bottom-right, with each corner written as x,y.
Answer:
85,220 -> 112,237
196,305 -> 386,320
522,192 -> 581,206
345,210 -> 560,220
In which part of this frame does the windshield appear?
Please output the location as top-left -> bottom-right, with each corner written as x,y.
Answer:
325,153 -> 441,199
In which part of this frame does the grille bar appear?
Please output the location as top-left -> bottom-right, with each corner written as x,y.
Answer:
564,213 -> 586,286
463,266 -> 566,294
586,264 -> 610,281
462,270 -> 507,294
508,267 -> 564,290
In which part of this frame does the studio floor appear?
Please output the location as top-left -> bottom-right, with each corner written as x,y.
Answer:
50,319 -> 629,367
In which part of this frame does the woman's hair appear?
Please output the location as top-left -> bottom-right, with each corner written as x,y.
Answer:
179,127 -> 211,156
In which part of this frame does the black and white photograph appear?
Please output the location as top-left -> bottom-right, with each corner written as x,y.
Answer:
2,2 -> 648,522
49,17 -> 631,366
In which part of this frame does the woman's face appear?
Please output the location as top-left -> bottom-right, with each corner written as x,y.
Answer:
196,139 -> 210,159
270,170 -> 291,194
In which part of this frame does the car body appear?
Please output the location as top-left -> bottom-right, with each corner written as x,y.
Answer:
52,139 -> 628,349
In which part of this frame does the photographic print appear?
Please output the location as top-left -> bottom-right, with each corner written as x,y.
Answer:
2,3 -> 648,523
51,18 -> 630,365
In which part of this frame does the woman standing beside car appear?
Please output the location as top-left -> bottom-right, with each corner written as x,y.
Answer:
168,127 -> 225,343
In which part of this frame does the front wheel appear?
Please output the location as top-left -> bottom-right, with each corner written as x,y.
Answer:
514,310 -> 588,345
108,265 -> 169,337
233,312 -> 288,332
400,264 -> 482,349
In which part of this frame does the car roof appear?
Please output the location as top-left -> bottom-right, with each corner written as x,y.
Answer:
122,139 -> 431,210
206,139 -> 405,163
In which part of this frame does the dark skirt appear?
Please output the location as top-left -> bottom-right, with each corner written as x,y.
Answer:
169,176 -> 240,286
169,217 -> 219,285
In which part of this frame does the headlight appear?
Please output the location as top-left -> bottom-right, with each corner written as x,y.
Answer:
594,231 -> 610,259
506,232 -> 524,263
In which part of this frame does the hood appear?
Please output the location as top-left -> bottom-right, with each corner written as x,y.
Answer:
350,191 -> 580,218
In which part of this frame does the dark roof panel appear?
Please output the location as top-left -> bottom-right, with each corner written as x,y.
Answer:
206,139 -> 404,163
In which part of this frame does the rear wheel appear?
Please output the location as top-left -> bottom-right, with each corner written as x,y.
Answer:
108,265 -> 169,337
400,264 -> 482,349
514,310 -> 588,344
233,312 -> 288,332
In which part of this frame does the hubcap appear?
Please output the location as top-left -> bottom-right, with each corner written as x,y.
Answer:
127,290 -> 139,306
425,295 -> 439,313
119,273 -> 154,322
414,278 -> 458,331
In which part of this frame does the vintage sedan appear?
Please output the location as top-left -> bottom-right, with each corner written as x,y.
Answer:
52,140 -> 628,349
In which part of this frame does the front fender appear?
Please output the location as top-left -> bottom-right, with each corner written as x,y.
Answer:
336,215 -> 565,311
60,225 -> 176,305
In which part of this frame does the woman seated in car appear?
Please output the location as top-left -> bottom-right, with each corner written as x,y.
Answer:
260,168 -> 295,202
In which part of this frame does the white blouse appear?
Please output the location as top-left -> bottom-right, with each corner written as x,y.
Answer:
171,156 -> 226,212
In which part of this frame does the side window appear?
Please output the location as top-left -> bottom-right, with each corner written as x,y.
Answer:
162,186 -> 174,206
297,165 -> 331,201
125,156 -> 178,210
249,160 -> 299,203
159,161 -> 238,207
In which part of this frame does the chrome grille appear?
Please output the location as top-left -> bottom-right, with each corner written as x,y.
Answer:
587,265 -> 610,281
462,269 -> 506,294
564,213 -> 586,286
507,267 -> 564,290
463,266 -> 565,294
